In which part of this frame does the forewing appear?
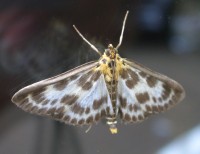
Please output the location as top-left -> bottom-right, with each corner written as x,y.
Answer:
117,59 -> 185,123
12,61 -> 113,125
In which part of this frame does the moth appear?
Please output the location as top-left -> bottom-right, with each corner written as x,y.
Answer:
12,11 -> 185,134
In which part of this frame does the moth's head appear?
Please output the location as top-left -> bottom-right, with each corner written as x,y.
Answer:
104,44 -> 117,59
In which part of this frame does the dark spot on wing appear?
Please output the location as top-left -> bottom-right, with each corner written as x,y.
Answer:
139,71 -> 147,78
47,107 -> 56,115
152,106 -> 159,112
145,105 -> 152,112
31,88 -> 46,103
18,98 -> 28,106
132,116 -> 137,122
32,94 -> 45,103
71,118 -> 78,125
95,113 -> 101,121
172,95 -> 177,102
85,107 -> 90,114
127,68 -> 139,80
106,107 -> 110,114
92,96 -> 107,110
133,104 -> 141,112
31,106 -> 39,113
152,97 -> 157,103
61,95 -> 78,105
173,85 -> 183,98
124,114 -> 131,121
42,99 -> 49,105
50,99 -> 57,105
54,112 -> 65,119
24,103 -> 33,112
12,93 -> 27,103
70,74 -> 79,80
158,105 -> 164,111
128,104 -> 133,112
125,69 -> 139,89
82,81 -> 93,90
78,119 -> 85,125
146,76 -> 157,88
56,106 -> 65,113
71,104 -> 84,115
38,107 -> 47,114
100,110 -> 106,116
136,92 -> 150,104
63,115 -> 71,122
120,69 -> 128,79
125,79 -> 135,89
138,115 -> 143,120
91,70 -> 101,81
53,79 -> 69,91
119,95 -> 127,108
118,108 -> 123,118
164,103 -> 169,109
86,116 -> 94,124
78,70 -> 92,86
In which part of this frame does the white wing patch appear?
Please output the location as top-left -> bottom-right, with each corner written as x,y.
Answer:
12,61 -> 113,125
117,59 -> 185,123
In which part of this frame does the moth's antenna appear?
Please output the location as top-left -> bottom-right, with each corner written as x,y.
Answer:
73,25 -> 102,56
116,10 -> 129,50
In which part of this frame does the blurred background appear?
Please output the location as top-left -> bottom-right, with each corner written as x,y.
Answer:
0,0 -> 200,154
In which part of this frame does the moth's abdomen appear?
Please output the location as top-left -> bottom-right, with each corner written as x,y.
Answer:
106,80 -> 118,112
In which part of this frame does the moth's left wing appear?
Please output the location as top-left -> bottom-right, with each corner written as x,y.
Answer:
12,61 -> 113,125
117,58 -> 185,123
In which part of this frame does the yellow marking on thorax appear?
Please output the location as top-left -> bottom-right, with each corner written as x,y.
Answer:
115,54 -> 124,78
94,53 -> 124,82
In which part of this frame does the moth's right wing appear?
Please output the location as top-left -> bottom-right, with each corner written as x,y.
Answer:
12,61 -> 113,125
117,58 -> 185,123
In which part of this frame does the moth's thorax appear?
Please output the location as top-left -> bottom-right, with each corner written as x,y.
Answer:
94,44 -> 124,83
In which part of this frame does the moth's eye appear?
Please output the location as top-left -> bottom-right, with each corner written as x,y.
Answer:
105,50 -> 110,57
